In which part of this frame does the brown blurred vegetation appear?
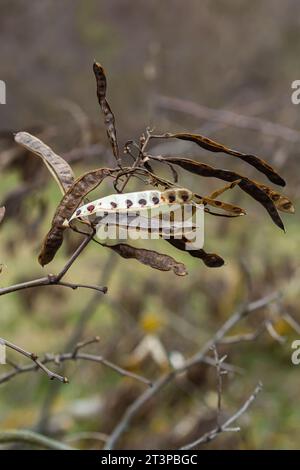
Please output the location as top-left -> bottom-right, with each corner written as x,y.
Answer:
0,0 -> 300,449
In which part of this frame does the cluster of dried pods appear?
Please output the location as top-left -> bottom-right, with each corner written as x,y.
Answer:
14,61 -> 294,275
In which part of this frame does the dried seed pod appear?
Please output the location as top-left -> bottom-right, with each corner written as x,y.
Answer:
14,132 -> 75,194
158,156 -> 285,230
167,237 -> 225,268
107,243 -> 188,276
166,132 -> 286,186
161,188 -> 193,204
194,194 -> 246,216
257,184 -> 295,214
68,188 -> 193,223
38,168 -> 112,266
93,62 -> 119,161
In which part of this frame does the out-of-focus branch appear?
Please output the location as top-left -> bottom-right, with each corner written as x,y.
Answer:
212,346 -> 227,427
104,292 -> 279,449
0,429 -> 75,450
219,324 -> 265,345
180,382 -> 263,449
156,95 -> 300,143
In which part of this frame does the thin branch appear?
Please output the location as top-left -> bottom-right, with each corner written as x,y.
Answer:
0,337 -> 68,383
0,338 -> 152,387
211,346 -> 227,428
54,231 -> 94,281
219,324 -> 265,345
0,277 -> 107,296
180,383 -> 263,449
116,127 -> 153,193
0,232 -> 107,297
104,292 -> 278,449
0,429 -> 75,450
35,253 -> 118,433
72,336 -> 100,357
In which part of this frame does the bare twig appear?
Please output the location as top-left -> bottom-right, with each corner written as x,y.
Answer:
0,338 -> 152,387
265,319 -> 286,344
116,127 -> 153,193
104,292 -> 278,449
0,232 -> 107,297
180,383 -> 263,449
72,336 -> 100,358
0,337 -> 68,383
219,324 -> 265,345
65,431 -> 108,444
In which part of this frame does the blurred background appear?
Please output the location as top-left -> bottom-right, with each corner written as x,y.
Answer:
0,0 -> 300,449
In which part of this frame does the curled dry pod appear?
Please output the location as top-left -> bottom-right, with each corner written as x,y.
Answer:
14,132 -> 75,194
38,168 -> 112,266
167,132 -> 285,186
159,156 -> 285,230
166,237 -> 225,268
93,62 -> 119,161
107,243 -> 188,276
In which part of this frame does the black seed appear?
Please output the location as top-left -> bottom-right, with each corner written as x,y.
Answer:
152,196 -> 160,205
168,194 -> 176,203
126,199 -> 133,208
214,200 -> 222,206
138,199 -> 147,206
181,192 -> 189,202
110,202 -> 117,208
76,209 -> 81,216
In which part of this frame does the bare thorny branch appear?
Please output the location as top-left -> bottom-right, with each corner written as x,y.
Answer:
0,335 -> 151,387
104,292 -> 279,449
180,382 -> 263,449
